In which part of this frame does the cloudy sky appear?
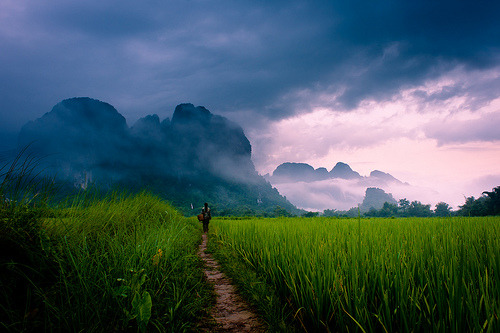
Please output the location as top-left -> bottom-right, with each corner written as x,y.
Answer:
1,0 -> 499,208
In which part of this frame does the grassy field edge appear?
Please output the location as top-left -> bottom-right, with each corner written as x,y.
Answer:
209,216 -> 500,332
1,190 -> 213,332
207,226 -> 300,333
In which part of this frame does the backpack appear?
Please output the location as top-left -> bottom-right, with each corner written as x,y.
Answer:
203,208 -> 211,220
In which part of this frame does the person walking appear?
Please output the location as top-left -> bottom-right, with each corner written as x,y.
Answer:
201,202 -> 211,233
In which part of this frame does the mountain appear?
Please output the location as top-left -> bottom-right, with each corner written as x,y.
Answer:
272,162 -> 328,182
330,162 -> 362,179
359,187 -> 397,212
19,97 -> 130,182
130,114 -> 164,142
169,103 -> 255,181
265,161 -> 407,211
267,161 -> 401,184
370,170 -> 405,185
18,98 -> 298,215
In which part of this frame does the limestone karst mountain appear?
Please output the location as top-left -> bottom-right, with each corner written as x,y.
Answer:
18,97 -> 297,215
329,162 -> 362,179
265,161 -> 407,211
267,161 -> 402,184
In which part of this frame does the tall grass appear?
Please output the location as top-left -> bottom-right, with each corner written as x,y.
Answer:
1,148 -> 210,332
0,145 -> 55,207
210,217 -> 500,332
37,192 -> 209,332
0,147 -> 58,331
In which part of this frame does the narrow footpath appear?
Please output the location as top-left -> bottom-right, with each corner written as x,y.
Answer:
198,233 -> 267,332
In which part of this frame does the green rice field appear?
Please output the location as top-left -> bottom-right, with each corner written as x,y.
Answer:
209,216 -> 500,332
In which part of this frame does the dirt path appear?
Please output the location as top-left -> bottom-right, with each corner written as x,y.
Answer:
198,233 -> 267,332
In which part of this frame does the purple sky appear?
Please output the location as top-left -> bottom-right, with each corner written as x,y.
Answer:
1,0 -> 499,208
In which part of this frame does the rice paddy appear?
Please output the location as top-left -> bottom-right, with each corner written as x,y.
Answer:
210,216 -> 500,332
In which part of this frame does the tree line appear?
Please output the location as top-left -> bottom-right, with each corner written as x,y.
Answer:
321,186 -> 500,218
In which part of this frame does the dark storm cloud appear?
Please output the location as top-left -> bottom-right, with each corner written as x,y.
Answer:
37,2 -> 160,38
1,0 -> 499,143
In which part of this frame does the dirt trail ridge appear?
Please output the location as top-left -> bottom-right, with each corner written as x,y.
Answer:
198,233 -> 267,332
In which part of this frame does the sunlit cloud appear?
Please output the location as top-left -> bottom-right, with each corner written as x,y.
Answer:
424,102 -> 500,145
250,70 -> 500,209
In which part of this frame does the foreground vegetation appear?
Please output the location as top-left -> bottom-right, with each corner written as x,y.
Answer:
210,216 -> 500,332
1,189 -> 210,332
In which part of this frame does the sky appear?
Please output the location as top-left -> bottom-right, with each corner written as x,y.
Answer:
1,0 -> 499,209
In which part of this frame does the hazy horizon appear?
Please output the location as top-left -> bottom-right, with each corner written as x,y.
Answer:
2,99 -> 499,211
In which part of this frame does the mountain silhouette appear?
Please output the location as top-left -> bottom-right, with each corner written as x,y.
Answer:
359,187 -> 397,212
18,98 -> 297,215
272,162 -> 324,182
265,161 -> 407,211
268,161 -> 402,184
330,162 -> 362,179
369,170 -> 405,184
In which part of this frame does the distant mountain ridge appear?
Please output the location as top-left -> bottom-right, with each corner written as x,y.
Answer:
264,161 -> 408,212
266,161 -> 405,185
18,97 -> 298,215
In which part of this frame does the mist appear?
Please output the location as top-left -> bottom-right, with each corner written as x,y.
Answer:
267,162 -> 468,212
18,98 -> 254,184
14,97 -> 299,215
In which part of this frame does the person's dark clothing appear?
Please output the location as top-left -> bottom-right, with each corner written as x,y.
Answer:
201,206 -> 211,233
